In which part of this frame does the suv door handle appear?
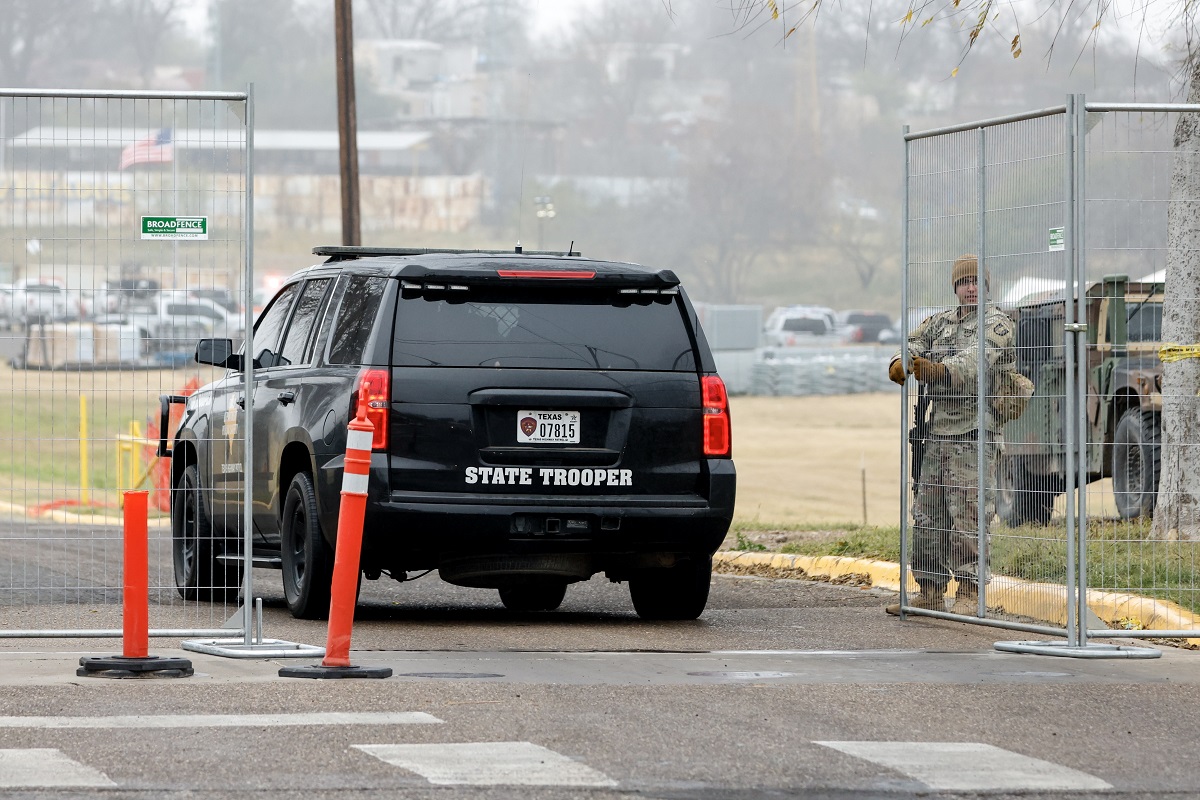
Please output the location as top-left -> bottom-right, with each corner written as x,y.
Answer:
235,394 -> 245,409
277,390 -> 297,405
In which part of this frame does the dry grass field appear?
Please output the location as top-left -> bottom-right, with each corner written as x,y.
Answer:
728,393 -> 1121,529
729,394 -> 903,528
0,365 -> 1116,528
0,362 -> 222,506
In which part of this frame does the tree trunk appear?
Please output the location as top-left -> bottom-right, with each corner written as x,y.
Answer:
1152,60 -> 1200,540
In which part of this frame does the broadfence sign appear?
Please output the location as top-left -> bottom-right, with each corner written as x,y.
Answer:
1048,226 -> 1065,252
141,215 -> 208,240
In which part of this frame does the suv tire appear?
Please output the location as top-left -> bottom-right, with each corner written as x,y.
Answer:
281,472 -> 334,619
498,581 -> 567,612
1113,408 -> 1161,520
629,557 -> 712,620
172,463 -> 240,601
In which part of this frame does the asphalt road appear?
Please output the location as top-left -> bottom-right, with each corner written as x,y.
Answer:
1,566 -> 1198,799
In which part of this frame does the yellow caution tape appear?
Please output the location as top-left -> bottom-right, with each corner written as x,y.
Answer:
1159,343 -> 1200,363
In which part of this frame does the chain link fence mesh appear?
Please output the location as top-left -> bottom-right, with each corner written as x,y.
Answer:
905,111 -> 1074,633
0,91 -> 248,636
904,100 -> 1200,642
1082,107 -> 1200,636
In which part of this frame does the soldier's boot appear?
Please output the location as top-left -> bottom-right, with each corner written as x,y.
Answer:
950,580 -> 979,616
885,583 -> 946,616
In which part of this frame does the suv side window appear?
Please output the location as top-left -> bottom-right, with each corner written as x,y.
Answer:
253,283 -> 299,369
328,276 -> 387,364
279,279 -> 331,366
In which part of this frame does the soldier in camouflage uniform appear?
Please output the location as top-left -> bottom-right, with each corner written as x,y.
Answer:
885,254 -> 1015,616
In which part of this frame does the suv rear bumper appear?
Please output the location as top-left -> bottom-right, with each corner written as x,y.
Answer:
357,460 -> 735,572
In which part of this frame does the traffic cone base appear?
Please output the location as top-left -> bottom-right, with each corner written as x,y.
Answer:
77,655 -> 194,679
278,664 -> 392,679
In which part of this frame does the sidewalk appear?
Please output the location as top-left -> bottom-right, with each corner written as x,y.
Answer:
713,550 -> 1200,647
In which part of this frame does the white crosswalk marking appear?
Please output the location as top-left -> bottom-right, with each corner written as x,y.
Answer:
0,749 -> 115,788
354,741 -> 618,787
816,741 -> 1113,792
0,712 -> 442,729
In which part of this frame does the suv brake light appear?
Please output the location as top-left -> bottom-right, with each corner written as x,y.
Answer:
356,368 -> 390,450
702,375 -> 731,457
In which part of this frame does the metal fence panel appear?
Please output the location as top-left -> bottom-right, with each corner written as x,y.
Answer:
0,90 -> 249,636
1079,106 -> 1200,639
903,110 -> 1074,634
904,98 -> 1200,644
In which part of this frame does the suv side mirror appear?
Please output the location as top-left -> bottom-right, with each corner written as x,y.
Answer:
195,338 -> 242,370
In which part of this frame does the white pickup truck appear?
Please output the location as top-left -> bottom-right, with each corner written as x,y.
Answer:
103,294 -> 244,356
11,280 -> 72,326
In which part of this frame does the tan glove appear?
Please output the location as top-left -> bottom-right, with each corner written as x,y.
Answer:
888,359 -> 909,385
912,356 -> 948,384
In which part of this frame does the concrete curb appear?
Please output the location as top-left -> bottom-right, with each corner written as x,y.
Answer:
714,550 -> 1200,647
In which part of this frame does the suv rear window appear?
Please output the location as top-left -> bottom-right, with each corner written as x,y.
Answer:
782,317 -> 828,335
392,289 -> 696,371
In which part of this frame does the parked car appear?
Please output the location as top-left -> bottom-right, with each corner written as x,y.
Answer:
101,294 -> 243,356
97,278 -> 160,314
835,310 -> 895,343
164,246 -> 736,621
763,305 -> 838,346
12,279 -> 70,325
187,286 -> 240,315
0,284 -> 14,328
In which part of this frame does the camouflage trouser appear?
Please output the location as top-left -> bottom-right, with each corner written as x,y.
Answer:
912,436 -> 1000,590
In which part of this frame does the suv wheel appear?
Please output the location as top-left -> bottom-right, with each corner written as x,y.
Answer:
498,581 -> 567,612
281,472 -> 334,619
629,557 -> 712,620
172,464 -> 240,601
1113,408 -> 1161,520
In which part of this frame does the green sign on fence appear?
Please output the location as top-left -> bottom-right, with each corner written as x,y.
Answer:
141,216 -> 208,240
1048,226 -> 1065,252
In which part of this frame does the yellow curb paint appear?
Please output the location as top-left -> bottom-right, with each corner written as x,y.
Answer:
714,550 -> 1200,647
27,507 -> 170,529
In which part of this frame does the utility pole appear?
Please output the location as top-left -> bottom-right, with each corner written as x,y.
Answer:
334,0 -> 361,246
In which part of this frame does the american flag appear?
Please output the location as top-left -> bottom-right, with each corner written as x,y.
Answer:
119,128 -> 173,170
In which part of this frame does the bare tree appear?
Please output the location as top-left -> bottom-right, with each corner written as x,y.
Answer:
360,0 -> 485,41
1153,57 -> 1200,539
680,101 -> 827,301
0,0 -> 83,86
738,0 -> 1200,537
109,0 -> 183,87
823,212 -> 894,291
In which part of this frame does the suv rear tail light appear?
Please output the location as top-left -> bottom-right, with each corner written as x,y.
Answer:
702,375 -> 731,457
355,368 -> 390,450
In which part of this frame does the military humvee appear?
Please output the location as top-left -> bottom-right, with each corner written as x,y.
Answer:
997,274 -> 1163,525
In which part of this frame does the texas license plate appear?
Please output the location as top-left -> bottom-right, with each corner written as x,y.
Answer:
517,410 -> 580,444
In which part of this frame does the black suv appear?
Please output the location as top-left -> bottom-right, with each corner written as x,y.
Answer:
167,247 -> 735,620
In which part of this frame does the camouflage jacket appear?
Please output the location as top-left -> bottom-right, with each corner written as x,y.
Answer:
894,304 -> 1016,436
